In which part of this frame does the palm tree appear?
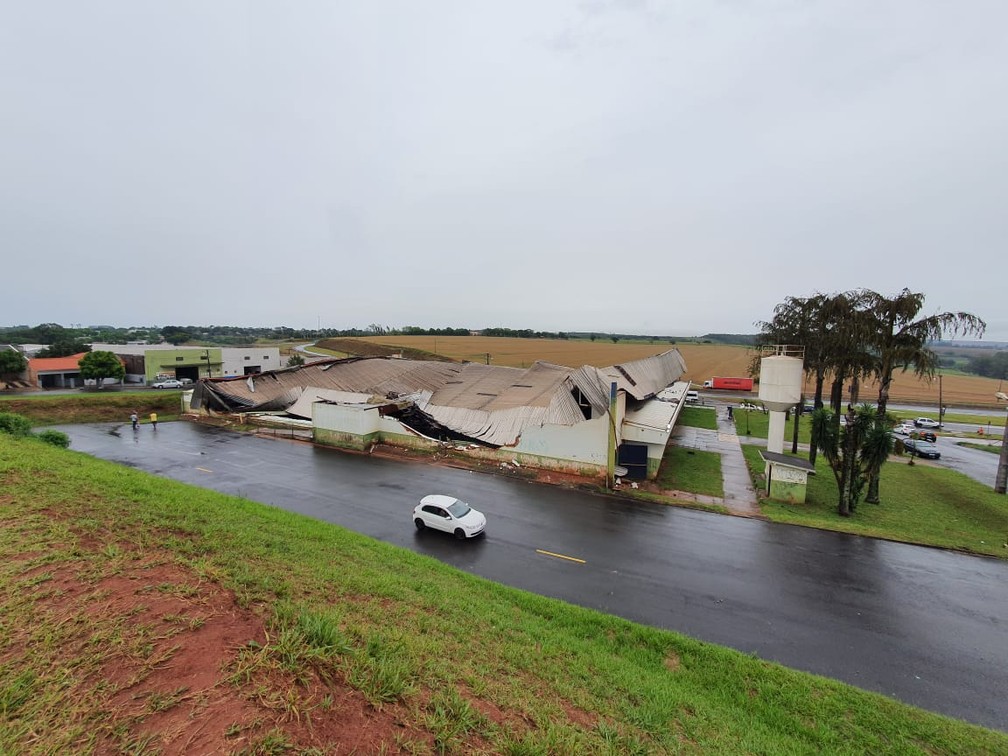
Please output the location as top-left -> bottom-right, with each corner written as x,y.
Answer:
862,290 -> 986,504
812,403 -> 893,517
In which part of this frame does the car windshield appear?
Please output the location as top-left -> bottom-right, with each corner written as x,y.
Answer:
447,500 -> 471,518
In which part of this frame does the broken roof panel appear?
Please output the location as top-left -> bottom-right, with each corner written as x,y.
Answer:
430,361 -> 574,411
286,388 -> 378,419
596,350 -> 688,400
192,350 -> 688,446
623,399 -> 677,432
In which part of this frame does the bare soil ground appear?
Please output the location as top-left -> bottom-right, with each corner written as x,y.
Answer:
11,556 -> 436,754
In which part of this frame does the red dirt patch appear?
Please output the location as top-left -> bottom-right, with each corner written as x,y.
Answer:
5,548 -> 432,754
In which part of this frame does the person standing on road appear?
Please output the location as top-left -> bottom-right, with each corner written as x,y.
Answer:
130,411 -> 138,431
149,411 -> 158,430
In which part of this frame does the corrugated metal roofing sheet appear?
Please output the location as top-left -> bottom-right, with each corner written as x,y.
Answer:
596,350 -> 688,400
194,350 -> 688,446
623,400 -> 677,431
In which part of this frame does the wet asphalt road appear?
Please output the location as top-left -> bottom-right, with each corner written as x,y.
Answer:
931,434 -> 1001,485
59,422 -> 1008,732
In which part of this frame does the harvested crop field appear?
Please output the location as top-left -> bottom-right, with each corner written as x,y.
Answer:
340,336 -> 1004,409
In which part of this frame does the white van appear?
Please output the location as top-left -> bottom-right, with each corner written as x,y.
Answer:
685,390 -> 700,404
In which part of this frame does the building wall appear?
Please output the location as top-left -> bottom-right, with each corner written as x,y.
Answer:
620,425 -> 671,478
220,348 -> 281,377
144,348 -> 223,383
764,461 -> 809,503
312,402 -> 611,478
510,415 -> 609,467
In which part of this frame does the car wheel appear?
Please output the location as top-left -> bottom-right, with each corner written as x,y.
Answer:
414,518 -> 425,531
454,528 -> 466,540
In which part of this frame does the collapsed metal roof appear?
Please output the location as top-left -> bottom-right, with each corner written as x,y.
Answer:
191,351 -> 687,447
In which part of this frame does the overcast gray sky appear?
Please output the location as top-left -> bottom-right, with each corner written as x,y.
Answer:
3,2 -> 1005,339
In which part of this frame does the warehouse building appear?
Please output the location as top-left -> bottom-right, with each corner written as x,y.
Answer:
191,350 -> 689,481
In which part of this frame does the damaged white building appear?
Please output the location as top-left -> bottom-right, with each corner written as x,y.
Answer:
190,350 -> 690,481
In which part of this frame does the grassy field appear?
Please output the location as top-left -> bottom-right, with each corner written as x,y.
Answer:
2,434 -> 1004,753
344,336 -> 1007,409
740,445 -> 1008,558
0,391 -> 184,425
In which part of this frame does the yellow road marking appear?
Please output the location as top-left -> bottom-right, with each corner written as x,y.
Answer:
535,549 -> 585,564
196,467 -> 213,473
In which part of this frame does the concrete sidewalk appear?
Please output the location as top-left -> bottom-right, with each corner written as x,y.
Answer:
671,405 -> 761,517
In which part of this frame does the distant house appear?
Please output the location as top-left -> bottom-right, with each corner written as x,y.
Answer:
191,350 -> 690,481
27,353 -> 89,389
27,352 -> 127,388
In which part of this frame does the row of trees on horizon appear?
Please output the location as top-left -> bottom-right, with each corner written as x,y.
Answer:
0,323 -> 759,349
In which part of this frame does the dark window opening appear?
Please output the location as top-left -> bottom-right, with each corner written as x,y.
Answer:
617,443 -> 648,480
571,387 -> 592,420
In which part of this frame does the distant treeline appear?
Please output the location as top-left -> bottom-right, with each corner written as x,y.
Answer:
965,351 -> 1008,379
700,333 -> 758,346
1,323 -> 760,348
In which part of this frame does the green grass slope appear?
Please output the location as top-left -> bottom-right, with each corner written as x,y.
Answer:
1,435 -> 1005,753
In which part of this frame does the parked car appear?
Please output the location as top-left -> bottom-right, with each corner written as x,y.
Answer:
914,417 -> 940,429
413,494 -> 486,539
152,379 -> 184,389
908,440 -> 941,459
894,423 -> 915,436
913,431 -> 937,443
685,390 -> 700,404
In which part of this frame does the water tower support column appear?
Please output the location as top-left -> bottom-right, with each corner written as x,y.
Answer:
767,411 -> 787,455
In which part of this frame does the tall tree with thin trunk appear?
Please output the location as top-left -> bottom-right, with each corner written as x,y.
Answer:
813,404 -> 894,516
862,290 -> 986,504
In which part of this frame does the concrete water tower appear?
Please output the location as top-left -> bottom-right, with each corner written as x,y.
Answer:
758,346 -> 804,454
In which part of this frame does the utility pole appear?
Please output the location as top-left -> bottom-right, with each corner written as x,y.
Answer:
997,393 -> 1008,494
606,381 -> 617,489
938,374 -> 943,429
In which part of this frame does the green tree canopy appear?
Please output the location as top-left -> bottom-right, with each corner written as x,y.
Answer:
78,351 -> 125,386
0,350 -> 27,375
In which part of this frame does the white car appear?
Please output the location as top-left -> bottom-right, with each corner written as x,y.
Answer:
914,417 -> 940,429
152,379 -> 184,389
894,423 -> 915,436
413,494 -> 486,539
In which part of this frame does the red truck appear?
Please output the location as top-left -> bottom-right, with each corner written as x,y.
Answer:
702,377 -> 754,391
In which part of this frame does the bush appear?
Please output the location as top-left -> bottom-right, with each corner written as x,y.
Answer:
35,430 -> 70,448
0,412 -> 32,436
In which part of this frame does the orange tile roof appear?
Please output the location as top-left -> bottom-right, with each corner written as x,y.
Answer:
28,353 -> 91,371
